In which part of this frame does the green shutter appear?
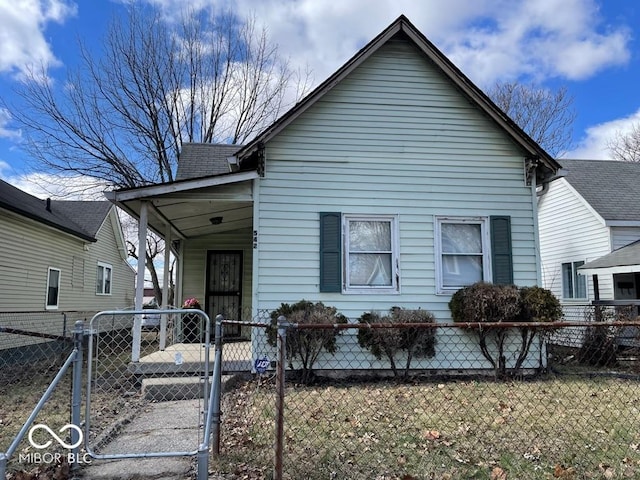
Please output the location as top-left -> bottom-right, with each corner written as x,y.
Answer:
319,212 -> 342,292
490,216 -> 513,285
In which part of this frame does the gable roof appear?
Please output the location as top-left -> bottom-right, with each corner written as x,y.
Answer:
176,143 -> 242,181
559,159 -> 640,223
0,179 -> 111,242
235,15 -> 560,177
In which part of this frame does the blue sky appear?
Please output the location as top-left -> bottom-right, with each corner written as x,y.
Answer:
0,0 -> 639,197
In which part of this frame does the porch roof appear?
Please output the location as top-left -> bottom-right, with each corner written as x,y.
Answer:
578,240 -> 640,276
105,170 -> 258,240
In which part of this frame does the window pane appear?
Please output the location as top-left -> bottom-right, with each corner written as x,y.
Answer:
562,263 -> 573,298
349,221 -> 391,251
47,270 -> 60,306
349,253 -> 392,286
97,266 -> 104,294
104,267 -> 112,294
442,255 -> 483,287
442,224 -> 482,253
574,261 -> 586,298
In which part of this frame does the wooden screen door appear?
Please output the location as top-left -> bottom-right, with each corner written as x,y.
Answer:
206,250 -> 243,337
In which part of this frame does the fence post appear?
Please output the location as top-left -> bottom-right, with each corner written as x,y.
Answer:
274,315 -> 287,480
197,314 -> 223,480
210,314 -> 224,455
70,320 -> 84,472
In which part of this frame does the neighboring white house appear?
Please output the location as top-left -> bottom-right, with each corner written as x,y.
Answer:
538,159 -> 640,317
0,179 -> 135,345
107,16 -> 560,370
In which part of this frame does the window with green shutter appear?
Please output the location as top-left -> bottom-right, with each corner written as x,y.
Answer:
319,212 -> 342,292
435,215 -> 513,293
490,216 -> 513,285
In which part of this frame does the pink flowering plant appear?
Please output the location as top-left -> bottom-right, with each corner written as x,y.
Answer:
182,297 -> 202,309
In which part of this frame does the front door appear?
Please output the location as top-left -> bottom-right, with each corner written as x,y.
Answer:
206,251 -> 243,337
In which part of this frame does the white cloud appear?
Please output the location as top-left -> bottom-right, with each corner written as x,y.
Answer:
563,109 -> 640,160
1,171 -> 106,199
140,0 -> 631,88
0,0 -> 77,79
0,107 -> 21,140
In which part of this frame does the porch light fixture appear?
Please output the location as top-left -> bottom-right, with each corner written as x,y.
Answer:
209,216 -> 223,225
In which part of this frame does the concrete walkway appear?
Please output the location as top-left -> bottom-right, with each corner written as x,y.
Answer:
79,399 -> 203,479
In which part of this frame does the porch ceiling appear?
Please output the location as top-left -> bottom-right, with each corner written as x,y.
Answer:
114,180 -> 254,239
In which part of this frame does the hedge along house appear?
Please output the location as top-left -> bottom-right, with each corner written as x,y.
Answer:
107,16 -> 560,370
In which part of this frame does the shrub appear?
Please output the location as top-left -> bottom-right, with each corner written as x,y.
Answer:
267,300 -> 347,384
357,307 -> 436,379
449,282 -> 561,377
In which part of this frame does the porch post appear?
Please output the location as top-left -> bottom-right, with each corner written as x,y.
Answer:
132,201 -> 148,362
159,224 -> 171,350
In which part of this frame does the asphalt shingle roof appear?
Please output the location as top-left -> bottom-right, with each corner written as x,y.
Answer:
175,143 -> 242,180
559,159 -> 640,222
0,179 -> 111,241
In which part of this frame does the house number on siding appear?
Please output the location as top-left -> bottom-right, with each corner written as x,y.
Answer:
253,230 -> 258,249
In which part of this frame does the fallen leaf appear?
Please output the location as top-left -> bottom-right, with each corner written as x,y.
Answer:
490,466 -> 507,480
422,430 -> 440,440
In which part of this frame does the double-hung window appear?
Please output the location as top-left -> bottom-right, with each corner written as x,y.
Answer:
96,262 -> 112,295
435,217 -> 492,293
344,215 -> 399,293
46,267 -> 61,310
562,261 -> 586,299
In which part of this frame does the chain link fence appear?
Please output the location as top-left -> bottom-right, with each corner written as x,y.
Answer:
212,309 -> 640,480
0,314 -> 89,479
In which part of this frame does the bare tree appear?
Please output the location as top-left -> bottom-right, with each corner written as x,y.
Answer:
2,5 -> 309,302
5,6 -> 308,187
608,123 -> 640,162
488,82 -> 576,157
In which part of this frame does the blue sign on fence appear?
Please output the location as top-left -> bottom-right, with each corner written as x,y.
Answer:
254,356 -> 270,374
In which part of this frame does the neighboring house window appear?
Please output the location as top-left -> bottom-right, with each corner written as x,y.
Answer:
562,261 -> 586,299
46,267 -> 61,310
435,216 -> 513,294
96,262 -> 113,295
319,213 -> 399,293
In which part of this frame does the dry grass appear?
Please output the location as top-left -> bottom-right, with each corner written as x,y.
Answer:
213,375 -> 640,479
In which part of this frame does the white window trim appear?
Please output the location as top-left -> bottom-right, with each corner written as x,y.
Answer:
343,214 -> 400,294
45,267 -> 61,310
434,216 -> 491,295
561,260 -> 587,300
96,262 -> 113,295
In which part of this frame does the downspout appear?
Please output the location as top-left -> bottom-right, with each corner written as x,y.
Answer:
530,168 -> 543,286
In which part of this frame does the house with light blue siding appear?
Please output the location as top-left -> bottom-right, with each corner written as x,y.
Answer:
107,16 -> 560,370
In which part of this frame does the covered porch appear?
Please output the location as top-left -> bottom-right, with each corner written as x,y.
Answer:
106,166 -> 259,361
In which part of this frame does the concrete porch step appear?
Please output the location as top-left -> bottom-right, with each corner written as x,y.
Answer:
141,376 -> 211,401
141,373 -> 248,401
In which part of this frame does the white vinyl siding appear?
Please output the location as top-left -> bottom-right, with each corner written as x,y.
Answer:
610,226 -> 640,251
538,178 -> 613,302
253,38 -> 539,321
